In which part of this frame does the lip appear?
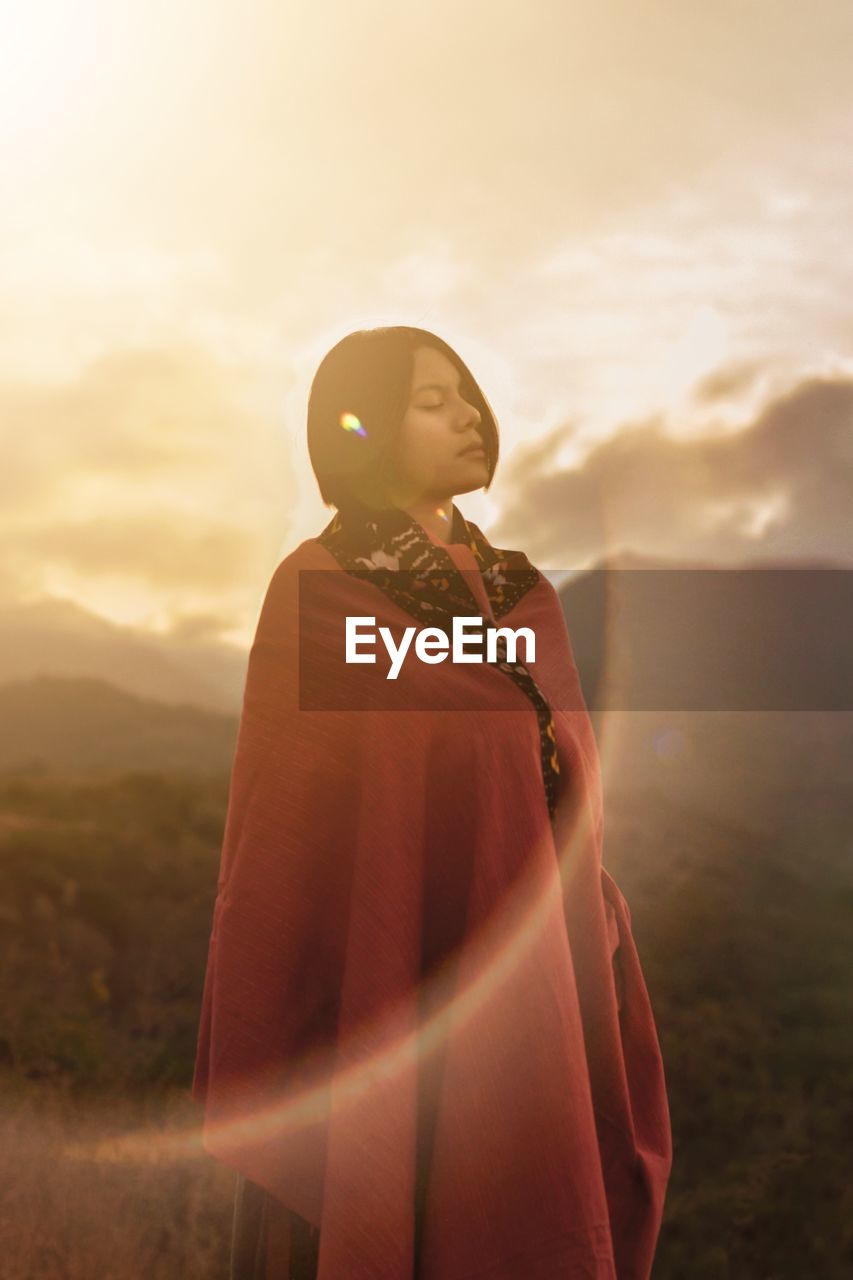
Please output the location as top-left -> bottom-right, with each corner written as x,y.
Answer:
459,443 -> 487,458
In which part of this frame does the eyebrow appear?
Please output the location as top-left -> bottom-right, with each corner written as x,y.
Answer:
413,379 -> 463,395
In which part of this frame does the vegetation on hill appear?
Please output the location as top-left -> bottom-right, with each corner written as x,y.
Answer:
0,750 -> 850,1277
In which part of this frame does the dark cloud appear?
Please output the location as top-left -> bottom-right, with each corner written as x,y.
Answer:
491,374 -> 853,569
500,423 -> 568,487
692,360 -> 763,404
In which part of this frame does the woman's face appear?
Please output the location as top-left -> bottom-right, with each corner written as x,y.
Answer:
383,345 -> 489,505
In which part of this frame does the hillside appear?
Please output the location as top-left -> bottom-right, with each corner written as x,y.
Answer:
0,595 -> 247,713
0,675 -> 238,775
0,743 -> 849,1277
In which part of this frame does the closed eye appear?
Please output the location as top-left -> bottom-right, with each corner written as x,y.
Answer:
417,385 -> 475,412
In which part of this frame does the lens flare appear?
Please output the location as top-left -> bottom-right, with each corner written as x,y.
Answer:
340,411 -> 367,437
59,817 -> 584,1178
652,725 -> 686,759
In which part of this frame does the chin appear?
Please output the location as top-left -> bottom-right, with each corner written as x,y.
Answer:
452,480 -> 485,497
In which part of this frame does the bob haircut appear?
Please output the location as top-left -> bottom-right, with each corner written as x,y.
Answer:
307,326 -> 500,513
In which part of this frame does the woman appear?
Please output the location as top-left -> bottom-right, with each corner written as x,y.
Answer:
192,326 -> 672,1279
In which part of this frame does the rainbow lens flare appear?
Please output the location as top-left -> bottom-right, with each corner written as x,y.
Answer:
435,506 -> 450,522
340,411 -> 367,438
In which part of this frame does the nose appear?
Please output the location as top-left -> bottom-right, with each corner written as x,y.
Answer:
455,400 -> 482,432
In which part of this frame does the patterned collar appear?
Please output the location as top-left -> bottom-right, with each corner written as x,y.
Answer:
315,498 -> 562,825
315,498 -> 542,623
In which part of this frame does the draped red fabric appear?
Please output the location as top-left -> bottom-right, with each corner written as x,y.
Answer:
192,533 -> 672,1279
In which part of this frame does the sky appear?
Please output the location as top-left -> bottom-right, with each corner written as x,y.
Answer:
2,0 -> 852,646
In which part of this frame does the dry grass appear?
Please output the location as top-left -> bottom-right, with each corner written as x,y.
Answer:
0,1077 -> 234,1279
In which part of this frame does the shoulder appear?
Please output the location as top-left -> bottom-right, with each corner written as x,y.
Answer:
275,536 -> 342,576
265,537 -> 343,591
255,538 -> 344,633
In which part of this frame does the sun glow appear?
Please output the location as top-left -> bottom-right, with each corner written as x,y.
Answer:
0,1 -> 109,147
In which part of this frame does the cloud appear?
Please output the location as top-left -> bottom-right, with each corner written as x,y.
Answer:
692,360 -> 764,404
1,342 -> 286,501
22,512 -> 260,591
166,610 -> 243,645
0,341 -> 296,607
492,373 -> 853,569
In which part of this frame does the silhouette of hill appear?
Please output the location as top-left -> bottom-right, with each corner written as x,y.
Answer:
0,596 -> 247,713
4,550 -> 849,725
0,675 -> 238,775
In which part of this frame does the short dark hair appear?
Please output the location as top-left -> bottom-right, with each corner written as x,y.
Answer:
307,326 -> 499,511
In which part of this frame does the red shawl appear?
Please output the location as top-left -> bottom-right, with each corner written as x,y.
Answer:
192,506 -> 672,1279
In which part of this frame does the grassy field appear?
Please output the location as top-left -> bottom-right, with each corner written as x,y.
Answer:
1,724 -> 850,1278
1,1078 -> 233,1280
